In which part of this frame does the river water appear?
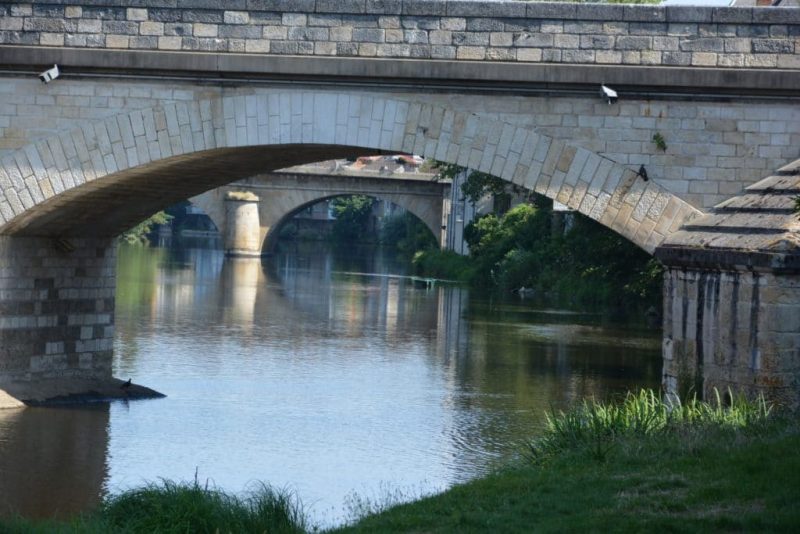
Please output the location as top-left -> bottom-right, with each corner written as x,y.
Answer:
0,240 -> 661,527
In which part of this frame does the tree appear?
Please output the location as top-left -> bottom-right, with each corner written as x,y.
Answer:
330,195 -> 375,243
120,211 -> 173,245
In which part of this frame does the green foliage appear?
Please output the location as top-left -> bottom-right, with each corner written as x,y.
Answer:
379,212 -> 437,253
652,132 -> 667,152
433,161 -> 515,206
412,249 -> 474,281
120,211 -> 172,245
3,480 -> 307,534
330,195 -> 375,243
526,389 -> 772,465
452,195 -> 663,306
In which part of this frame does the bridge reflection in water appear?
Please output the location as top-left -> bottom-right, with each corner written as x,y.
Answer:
0,240 -> 660,523
0,405 -> 108,518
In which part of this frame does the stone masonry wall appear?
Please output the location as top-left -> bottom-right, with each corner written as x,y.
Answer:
663,267 -> 800,408
0,236 -> 115,384
1,79 -> 797,209
1,1 -> 799,68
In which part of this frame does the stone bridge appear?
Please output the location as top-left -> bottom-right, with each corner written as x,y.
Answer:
0,1 -> 799,408
190,169 -> 450,255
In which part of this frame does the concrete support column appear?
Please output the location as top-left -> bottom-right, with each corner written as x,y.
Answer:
662,267 -> 799,408
224,192 -> 262,257
0,236 -> 116,404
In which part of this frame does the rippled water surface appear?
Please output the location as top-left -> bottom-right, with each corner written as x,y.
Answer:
0,240 -> 662,526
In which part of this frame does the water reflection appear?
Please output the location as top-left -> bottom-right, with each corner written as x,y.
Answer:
0,239 -> 661,525
0,405 -> 109,519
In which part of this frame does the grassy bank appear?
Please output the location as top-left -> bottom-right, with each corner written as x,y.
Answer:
3,391 -> 798,533
337,391 -> 799,533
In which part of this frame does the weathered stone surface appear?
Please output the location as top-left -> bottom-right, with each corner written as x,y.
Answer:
0,1 -> 797,69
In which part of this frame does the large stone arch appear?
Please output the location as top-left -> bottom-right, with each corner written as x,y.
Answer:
0,91 -> 703,253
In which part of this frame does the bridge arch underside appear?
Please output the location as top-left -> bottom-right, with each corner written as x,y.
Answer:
262,192 -> 441,254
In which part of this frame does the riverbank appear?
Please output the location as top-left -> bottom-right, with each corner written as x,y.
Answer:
337,395 -> 800,533
3,392 -> 797,533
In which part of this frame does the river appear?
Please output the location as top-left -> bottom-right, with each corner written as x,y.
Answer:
0,239 -> 662,527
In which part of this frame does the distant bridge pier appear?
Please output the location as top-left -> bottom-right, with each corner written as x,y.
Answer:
656,162 -> 800,409
223,192 -> 262,258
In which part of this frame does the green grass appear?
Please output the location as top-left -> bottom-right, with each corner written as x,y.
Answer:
3,391 -> 798,533
2,481 -> 307,534
335,391 -> 799,533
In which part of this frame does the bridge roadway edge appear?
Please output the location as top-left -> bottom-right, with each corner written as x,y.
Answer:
2,46 -> 799,97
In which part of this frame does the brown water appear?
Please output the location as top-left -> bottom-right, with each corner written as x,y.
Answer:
0,240 -> 662,527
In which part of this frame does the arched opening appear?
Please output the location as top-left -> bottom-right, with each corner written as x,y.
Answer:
0,91 -> 703,405
263,193 -> 439,255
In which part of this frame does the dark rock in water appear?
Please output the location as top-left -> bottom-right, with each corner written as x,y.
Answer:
1,377 -> 165,407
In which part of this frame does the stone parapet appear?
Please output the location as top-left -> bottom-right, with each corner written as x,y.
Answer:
1,1 -> 798,69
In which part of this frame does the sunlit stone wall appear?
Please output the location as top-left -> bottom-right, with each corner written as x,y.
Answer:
0,236 -> 115,385
663,268 -> 800,409
2,1 -> 798,68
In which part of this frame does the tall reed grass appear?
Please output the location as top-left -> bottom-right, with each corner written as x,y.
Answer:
526,389 -> 773,463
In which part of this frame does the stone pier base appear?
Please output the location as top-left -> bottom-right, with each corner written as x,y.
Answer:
656,158 -> 800,410
0,236 -> 161,406
224,192 -> 262,257
662,268 -> 799,408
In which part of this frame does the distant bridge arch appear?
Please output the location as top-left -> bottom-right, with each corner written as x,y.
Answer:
190,171 -> 449,255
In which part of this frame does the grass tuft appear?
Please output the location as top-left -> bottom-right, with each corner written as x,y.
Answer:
2,480 -> 307,534
526,388 -> 772,464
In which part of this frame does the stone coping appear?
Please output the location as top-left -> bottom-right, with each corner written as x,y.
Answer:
3,46 -> 800,95
656,159 -> 800,273
15,1 -> 800,24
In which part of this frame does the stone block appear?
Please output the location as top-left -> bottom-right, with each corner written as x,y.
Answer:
751,39 -> 794,54
624,6 -> 666,23
316,0 -> 366,14
353,28 -> 384,42
402,1 -> 447,17
526,4 -> 577,20
40,33 -> 64,46
126,8 -> 148,22
139,21 -> 164,36
367,0 -> 403,15
665,6 -> 712,24
224,11 -> 249,25
615,35 -> 651,50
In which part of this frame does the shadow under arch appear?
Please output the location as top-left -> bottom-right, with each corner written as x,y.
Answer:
261,193 -> 440,255
0,91 -> 703,252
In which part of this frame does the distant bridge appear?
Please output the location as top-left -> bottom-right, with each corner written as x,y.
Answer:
191,169 -> 450,255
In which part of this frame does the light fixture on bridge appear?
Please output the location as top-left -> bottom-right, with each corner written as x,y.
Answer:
600,84 -> 617,105
637,165 -> 649,182
38,64 -> 60,84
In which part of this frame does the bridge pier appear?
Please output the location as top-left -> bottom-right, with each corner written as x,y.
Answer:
223,192 -> 262,258
0,236 -> 160,406
656,162 -> 800,409
661,268 -> 799,408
